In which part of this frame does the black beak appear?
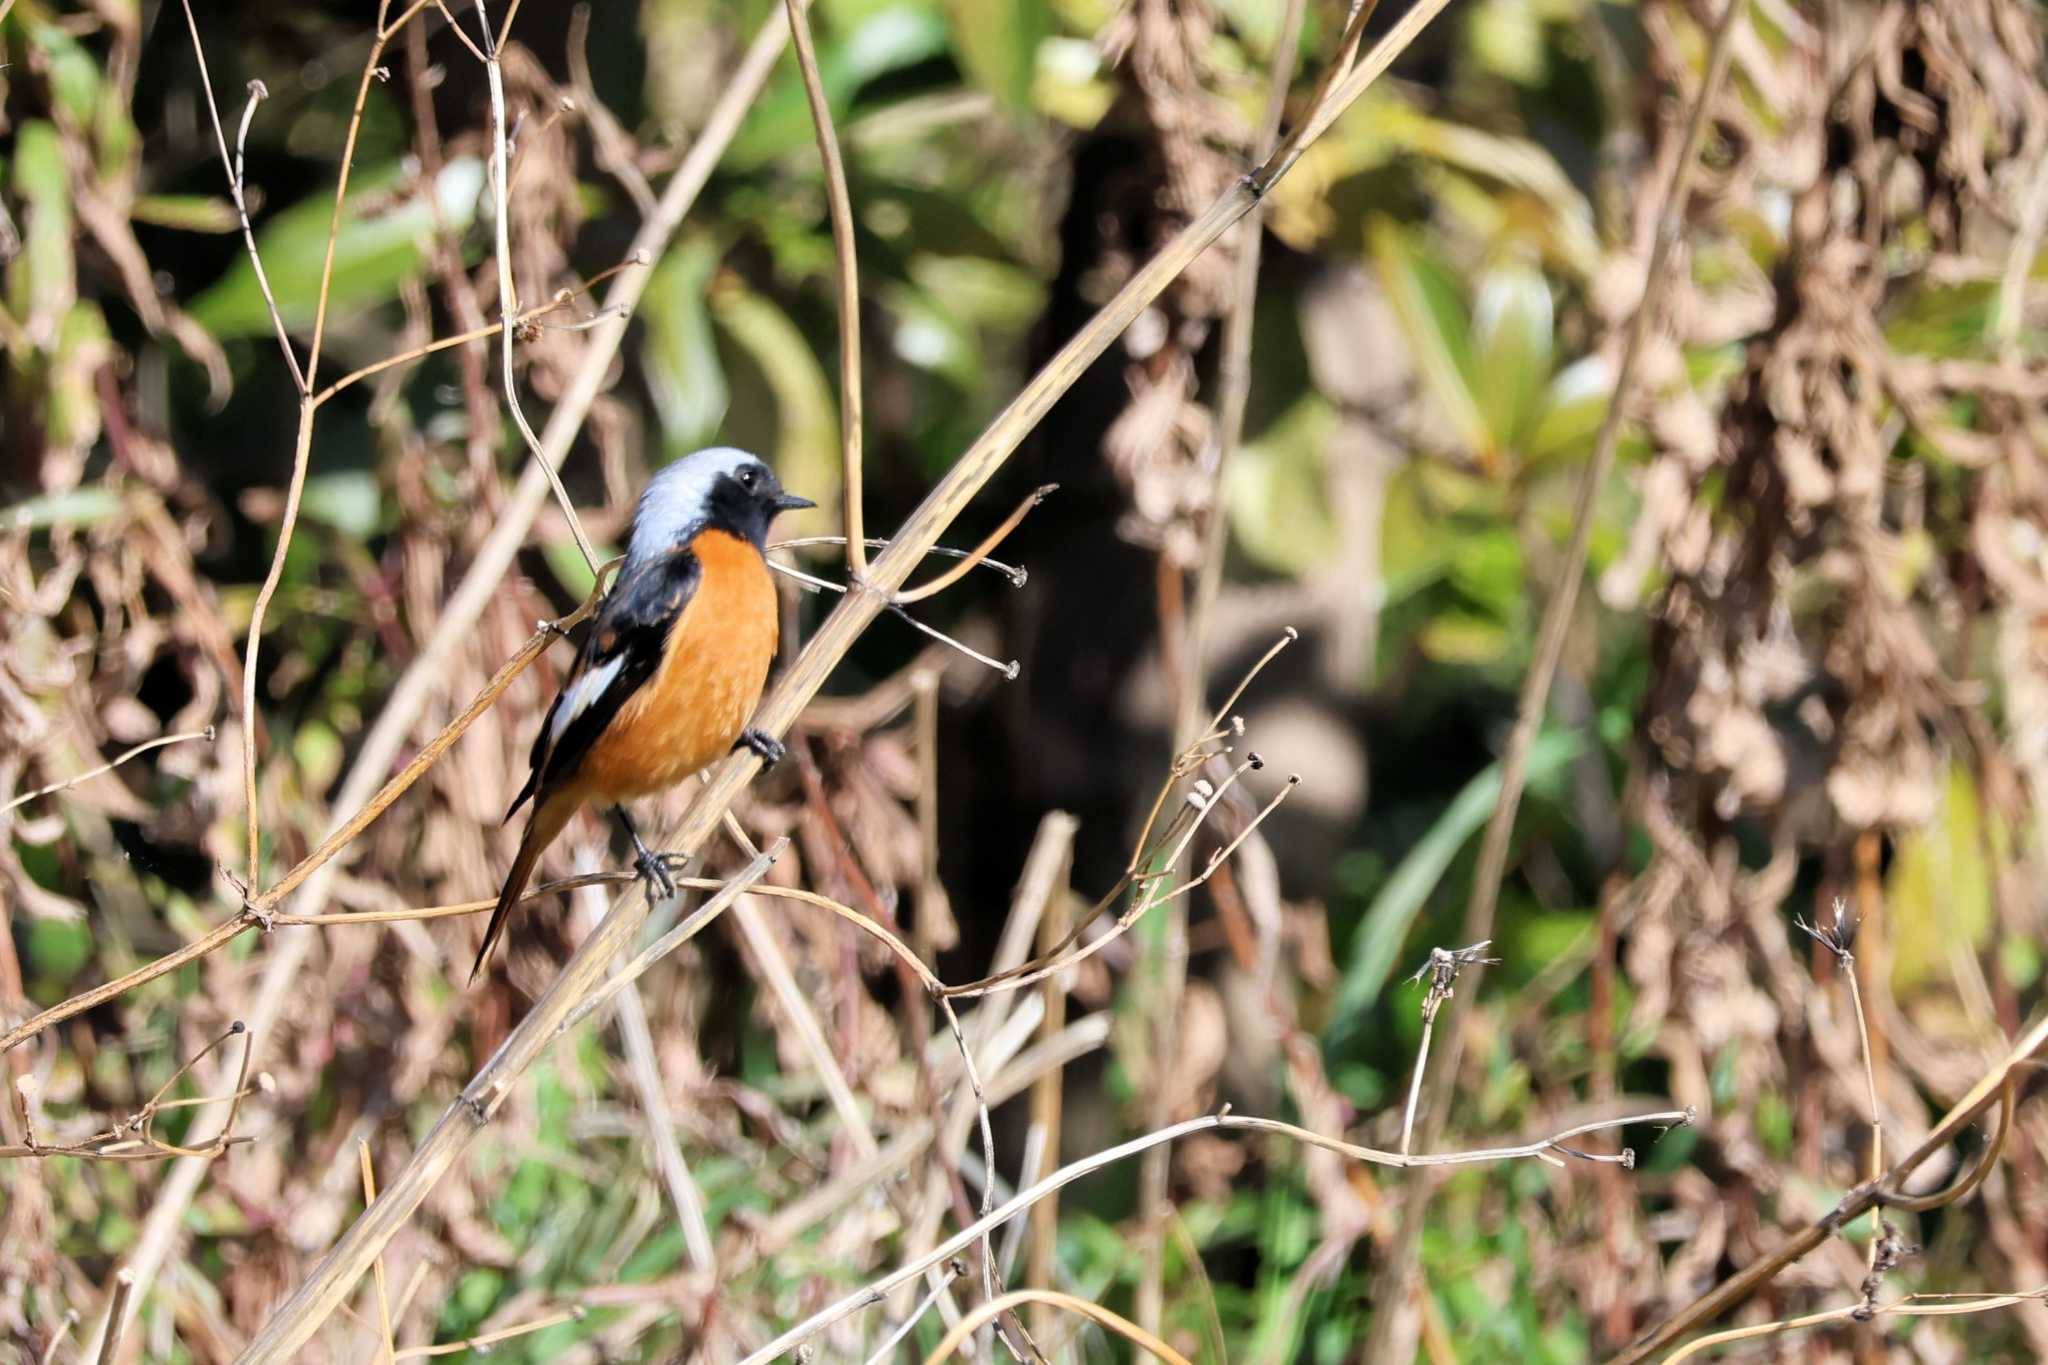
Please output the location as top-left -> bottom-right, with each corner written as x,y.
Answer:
773,491 -> 816,512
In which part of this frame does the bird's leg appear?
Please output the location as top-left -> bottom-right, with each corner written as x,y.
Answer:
614,807 -> 676,902
735,727 -> 786,768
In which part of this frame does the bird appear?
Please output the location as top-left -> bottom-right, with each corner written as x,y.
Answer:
472,446 -> 814,982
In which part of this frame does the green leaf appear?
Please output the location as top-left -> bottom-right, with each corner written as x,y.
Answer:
711,282 -> 839,539
727,6 -> 952,169
641,237 -> 730,455
1326,730 -> 1582,1037
0,486 -> 123,533
1369,218 -> 1488,457
1887,763 -> 1998,993
188,156 -> 485,340
298,469 -> 382,538
1471,260 -> 1554,458
1224,394 -> 1339,574
945,0 -> 1051,111
9,122 -> 75,332
1525,354 -> 1611,466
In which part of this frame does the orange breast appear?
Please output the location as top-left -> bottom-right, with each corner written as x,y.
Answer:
575,530 -> 779,802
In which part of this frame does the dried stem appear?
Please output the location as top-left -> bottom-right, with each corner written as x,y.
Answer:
894,484 -> 1058,604
1363,0 -> 1748,1352
742,1103 -> 1692,1363
393,1305 -> 584,1359
175,1 -> 303,393
474,0 -> 600,574
783,0 -> 867,580
1660,1287 -> 2048,1364
1174,0 -> 1310,746
0,576 -> 607,1057
1,728 -> 214,817
94,1271 -> 134,1365
572,869 -> 717,1276
358,1142 -> 397,1365
864,1260 -> 968,1365
924,1289 -> 1193,1365
235,0 -> 431,890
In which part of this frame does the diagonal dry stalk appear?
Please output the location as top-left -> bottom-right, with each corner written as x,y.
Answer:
232,5 -> 1460,1356
1614,1022 -> 2035,1363
1361,0 -> 1749,1352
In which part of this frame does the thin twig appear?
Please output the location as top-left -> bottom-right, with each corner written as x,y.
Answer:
1,728 -> 215,817
783,0 -> 868,580
740,1104 -> 1692,1363
864,1260 -> 969,1365
894,484 -> 1058,604
924,1289 -> 1193,1365
474,0 -> 600,574
1660,1287 -> 2048,1364
393,1306 -> 585,1359
175,2 -> 304,393
1362,0 -> 1749,1353
236,0 -> 432,890
359,1142 -> 397,1365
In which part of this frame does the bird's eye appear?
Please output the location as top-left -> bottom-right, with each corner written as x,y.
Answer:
738,467 -> 758,489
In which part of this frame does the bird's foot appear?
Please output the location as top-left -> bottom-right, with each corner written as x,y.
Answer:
634,847 -> 678,902
735,727 -> 786,768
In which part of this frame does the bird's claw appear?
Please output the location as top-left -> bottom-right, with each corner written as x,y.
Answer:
736,727 -> 786,768
634,848 -> 677,902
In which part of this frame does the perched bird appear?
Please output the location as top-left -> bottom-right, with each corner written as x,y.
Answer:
473,446 -> 814,981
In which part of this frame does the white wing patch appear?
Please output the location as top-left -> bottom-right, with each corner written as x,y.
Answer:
550,655 -> 626,744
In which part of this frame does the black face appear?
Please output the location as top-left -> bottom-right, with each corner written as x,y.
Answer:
705,460 -> 816,549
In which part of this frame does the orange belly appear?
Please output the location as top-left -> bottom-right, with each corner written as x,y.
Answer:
575,529 -> 778,802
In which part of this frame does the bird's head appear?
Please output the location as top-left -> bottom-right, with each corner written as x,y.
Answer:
629,446 -> 815,559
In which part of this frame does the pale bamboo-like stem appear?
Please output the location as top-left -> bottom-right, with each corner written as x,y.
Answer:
93,1271 -> 134,1365
232,10 -> 1452,1356
923,1289 -> 1193,1365
1,729 -> 214,817
742,1105 -> 1691,1363
784,0 -> 868,581
570,871 -> 716,1275
1362,1 -> 1749,1355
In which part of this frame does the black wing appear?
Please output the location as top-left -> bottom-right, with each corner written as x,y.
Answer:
504,548 -> 702,822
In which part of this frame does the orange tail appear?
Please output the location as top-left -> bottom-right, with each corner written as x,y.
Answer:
471,789 -> 578,983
